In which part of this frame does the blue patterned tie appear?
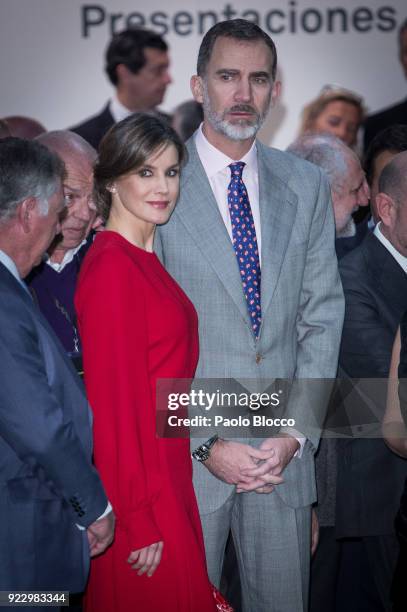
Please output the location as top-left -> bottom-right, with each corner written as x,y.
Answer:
227,162 -> 261,337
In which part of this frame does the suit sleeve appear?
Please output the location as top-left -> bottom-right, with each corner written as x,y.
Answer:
76,247 -> 162,551
0,295 -> 107,527
283,169 -> 345,449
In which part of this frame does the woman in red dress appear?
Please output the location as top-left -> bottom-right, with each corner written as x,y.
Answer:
75,114 -> 216,612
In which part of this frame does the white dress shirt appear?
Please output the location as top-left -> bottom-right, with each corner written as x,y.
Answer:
109,95 -> 133,123
374,222 -> 407,274
46,240 -> 87,273
194,124 -> 262,262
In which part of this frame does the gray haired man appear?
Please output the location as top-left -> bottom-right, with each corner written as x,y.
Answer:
158,19 -> 344,612
0,138 -> 113,606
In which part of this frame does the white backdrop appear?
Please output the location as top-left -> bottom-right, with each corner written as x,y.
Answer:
0,0 -> 406,149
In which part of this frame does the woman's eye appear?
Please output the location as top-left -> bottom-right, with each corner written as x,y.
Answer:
139,169 -> 152,177
167,168 -> 179,177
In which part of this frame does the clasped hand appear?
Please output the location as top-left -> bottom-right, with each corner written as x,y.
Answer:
205,437 -> 299,494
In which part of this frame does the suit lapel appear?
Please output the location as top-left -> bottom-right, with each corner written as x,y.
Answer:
176,142 -> 250,326
175,140 -> 299,333
257,144 -> 298,317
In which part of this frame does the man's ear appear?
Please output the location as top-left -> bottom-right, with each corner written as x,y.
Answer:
190,75 -> 204,104
271,80 -> 281,107
116,63 -> 131,84
375,192 -> 395,226
18,197 -> 37,233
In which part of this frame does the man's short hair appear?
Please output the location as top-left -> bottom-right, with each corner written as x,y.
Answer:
378,150 -> 407,206
0,137 -> 65,222
287,133 -> 350,195
197,19 -> 277,81
364,124 -> 407,185
105,28 -> 168,86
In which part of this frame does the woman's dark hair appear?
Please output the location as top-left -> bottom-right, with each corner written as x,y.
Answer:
94,113 -> 185,220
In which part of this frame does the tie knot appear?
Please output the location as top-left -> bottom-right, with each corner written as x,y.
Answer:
229,161 -> 245,179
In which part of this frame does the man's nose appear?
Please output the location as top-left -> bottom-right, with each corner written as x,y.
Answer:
234,79 -> 252,103
163,70 -> 172,86
359,179 -> 370,206
75,198 -> 93,221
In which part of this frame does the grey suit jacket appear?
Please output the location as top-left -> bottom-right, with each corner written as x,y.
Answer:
0,263 -> 107,592
158,138 -> 344,514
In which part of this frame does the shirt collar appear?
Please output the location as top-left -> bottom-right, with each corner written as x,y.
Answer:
194,123 -> 257,179
0,249 -> 21,281
374,222 -> 407,274
0,249 -> 32,295
109,94 -> 134,123
46,240 -> 87,273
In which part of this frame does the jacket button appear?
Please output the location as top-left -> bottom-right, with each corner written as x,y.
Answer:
255,354 -> 262,364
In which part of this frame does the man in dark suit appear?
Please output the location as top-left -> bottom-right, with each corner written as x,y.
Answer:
0,138 -> 114,606
71,28 -> 172,149
364,124 -> 407,223
364,19 -> 407,152
287,133 -> 370,260
336,151 -> 407,611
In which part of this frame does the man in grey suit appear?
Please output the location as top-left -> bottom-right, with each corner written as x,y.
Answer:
0,138 -> 114,607
158,19 -> 344,611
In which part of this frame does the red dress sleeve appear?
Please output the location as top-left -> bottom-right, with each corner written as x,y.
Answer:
75,244 -> 162,551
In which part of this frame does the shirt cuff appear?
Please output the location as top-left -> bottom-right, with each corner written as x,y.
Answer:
280,427 -> 306,458
76,501 -> 112,530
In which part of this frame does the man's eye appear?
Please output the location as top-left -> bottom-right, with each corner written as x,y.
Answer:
253,77 -> 267,85
64,193 -> 75,206
220,74 -> 233,81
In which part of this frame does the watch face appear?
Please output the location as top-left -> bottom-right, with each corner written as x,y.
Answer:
193,447 -> 209,462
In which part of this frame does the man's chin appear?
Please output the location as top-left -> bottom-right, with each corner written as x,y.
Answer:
220,121 -> 259,141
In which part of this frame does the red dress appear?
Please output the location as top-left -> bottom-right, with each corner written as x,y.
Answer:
75,231 -> 215,612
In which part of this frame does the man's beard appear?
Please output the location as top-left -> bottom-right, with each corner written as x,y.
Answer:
202,81 -> 271,141
336,216 -> 356,238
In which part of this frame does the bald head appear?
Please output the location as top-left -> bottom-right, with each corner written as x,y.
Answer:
4,116 -> 46,139
36,130 -> 96,164
0,119 -> 11,139
375,151 -> 407,257
288,133 -> 369,235
378,150 -> 407,205
35,131 -> 97,262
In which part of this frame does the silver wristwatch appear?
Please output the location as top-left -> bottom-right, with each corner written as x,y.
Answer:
191,435 -> 219,462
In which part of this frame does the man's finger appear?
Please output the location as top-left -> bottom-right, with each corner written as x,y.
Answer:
249,447 -> 275,461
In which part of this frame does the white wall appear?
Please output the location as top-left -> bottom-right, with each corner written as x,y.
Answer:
0,0 -> 406,149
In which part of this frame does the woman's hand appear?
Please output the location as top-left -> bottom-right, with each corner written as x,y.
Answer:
127,541 -> 164,577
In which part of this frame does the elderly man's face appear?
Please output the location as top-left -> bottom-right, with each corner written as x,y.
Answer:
32,182 -> 66,268
58,151 -> 96,251
333,156 -> 369,234
192,37 -> 277,143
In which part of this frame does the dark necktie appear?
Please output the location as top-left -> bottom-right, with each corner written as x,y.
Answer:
227,162 -> 261,337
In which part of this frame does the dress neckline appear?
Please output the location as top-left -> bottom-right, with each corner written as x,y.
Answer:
98,230 -> 157,257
